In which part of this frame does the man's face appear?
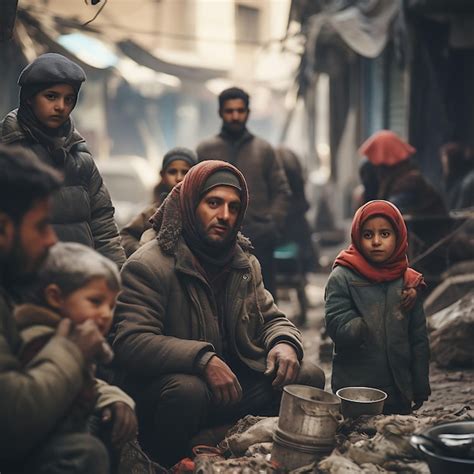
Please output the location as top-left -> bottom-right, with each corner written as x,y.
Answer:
29,83 -> 76,129
219,98 -> 249,134
1,198 -> 57,284
196,186 -> 241,245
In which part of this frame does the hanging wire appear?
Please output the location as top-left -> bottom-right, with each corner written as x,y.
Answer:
83,0 -> 108,26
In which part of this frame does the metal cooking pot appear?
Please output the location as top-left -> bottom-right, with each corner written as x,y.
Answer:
411,421 -> 474,474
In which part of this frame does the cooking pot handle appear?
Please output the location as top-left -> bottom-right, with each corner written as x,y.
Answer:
300,404 -> 344,423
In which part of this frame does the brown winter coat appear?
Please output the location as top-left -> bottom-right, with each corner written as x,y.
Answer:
197,131 -> 290,245
111,236 -> 303,377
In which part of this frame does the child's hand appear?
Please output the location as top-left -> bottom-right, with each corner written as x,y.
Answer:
101,402 -> 138,450
401,288 -> 417,312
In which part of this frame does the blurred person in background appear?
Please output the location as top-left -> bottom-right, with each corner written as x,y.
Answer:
440,142 -> 474,210
275,145 -> 318,272
197,87 -> 290,297
358,130 -> 446,217
0,53 -> 125,268
120,147 -> 197,257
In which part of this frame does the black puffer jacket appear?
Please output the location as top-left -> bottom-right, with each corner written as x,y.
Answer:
0,110 -> 125,268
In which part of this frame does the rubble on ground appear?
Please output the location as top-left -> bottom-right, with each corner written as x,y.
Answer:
429,290 -> 474,368
206,406 -> 474,473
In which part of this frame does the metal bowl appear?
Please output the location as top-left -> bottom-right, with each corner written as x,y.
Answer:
336,387 -> 387,418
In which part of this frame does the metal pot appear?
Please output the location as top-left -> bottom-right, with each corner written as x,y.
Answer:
336,386 -> 387,418
271,385 -> 342,471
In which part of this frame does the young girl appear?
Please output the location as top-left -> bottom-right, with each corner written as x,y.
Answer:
120,147 -> 197,256
325,200 -> 430,415
0,53 -> 125,268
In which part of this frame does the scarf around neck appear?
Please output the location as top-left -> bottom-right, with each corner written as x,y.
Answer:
17,104 -> 79,167
334,200 -> 425,289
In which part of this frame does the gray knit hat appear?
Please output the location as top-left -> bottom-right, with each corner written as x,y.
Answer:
18,53 -> 86,102
161,147 -> 198,171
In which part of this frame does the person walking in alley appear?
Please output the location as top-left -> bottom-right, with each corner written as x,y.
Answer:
0,53 -> 125,268
197,87 -> 290,297
0,145 -> 111,473
325,200 -> 430,415
110,160 -> 325,467
120,147 -> 197,257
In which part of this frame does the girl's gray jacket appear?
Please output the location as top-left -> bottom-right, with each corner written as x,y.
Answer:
324,266 -> 431,405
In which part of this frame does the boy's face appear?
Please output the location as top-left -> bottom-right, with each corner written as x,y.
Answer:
29,83 -> 76,129
360,216 -> 397,264
48,277 -> 118,335
161,159 -> 191,189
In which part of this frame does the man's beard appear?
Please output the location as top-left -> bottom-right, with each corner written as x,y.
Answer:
197,221 -> 233,249
222,121 -> 246,137
2,239 -> 48,289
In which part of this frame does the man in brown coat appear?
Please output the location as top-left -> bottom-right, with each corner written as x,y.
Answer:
197,87 -> 290,296
111,161 -> 324,467
0,145 -> 111,473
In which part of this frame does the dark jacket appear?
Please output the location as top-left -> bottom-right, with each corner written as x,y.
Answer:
197,130 -> 290,246
15,303 -> 134,434
324,266 -> 431,406
0,110 -> 125,268
377,160 -> 446,217
0,287 -> 84,462
111,234 -> 303,379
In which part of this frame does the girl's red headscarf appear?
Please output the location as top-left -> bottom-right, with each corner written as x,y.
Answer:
334,200 -> 424,289
359,130 -> 416,166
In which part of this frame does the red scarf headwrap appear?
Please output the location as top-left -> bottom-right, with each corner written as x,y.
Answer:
334,200 -> 425,289
359,130 -> 416,166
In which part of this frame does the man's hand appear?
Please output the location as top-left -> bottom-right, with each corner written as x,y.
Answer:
101,402 -> 138,450
56,319 -> 106,363
264,343 -> 300,389
203,355 -> 242,406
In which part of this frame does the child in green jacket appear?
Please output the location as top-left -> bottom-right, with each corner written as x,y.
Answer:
325,200 -> 430,414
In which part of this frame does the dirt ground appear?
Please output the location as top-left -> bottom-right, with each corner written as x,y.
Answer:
278,271 -> 474,414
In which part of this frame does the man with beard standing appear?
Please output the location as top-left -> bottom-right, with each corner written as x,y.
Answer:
111,160 -> 324,467
0,145 -> 111,473
197,87 -> 290,297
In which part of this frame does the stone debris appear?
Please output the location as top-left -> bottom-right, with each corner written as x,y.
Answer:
219,415 -> 278,457
429,290 -> 474,368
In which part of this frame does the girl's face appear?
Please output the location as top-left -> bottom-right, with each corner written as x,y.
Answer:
161,160 -> 191,189
29,83 -> 76,129
360,216 -> 397,264
46,277 -> 118,336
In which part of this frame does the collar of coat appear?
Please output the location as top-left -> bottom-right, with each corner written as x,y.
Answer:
14,303 -> 61,345
0,109 -> 85,149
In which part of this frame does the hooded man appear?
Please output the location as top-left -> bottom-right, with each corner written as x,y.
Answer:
197,87 -> 290,297
110,160 -> 324,466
